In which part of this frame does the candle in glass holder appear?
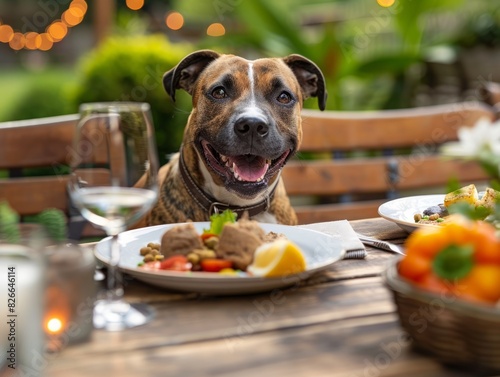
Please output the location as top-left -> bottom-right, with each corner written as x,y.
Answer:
43,243 -> 96,351
0,244 -> 45,377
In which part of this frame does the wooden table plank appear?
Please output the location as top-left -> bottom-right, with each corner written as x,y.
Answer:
47,313 -> 485,377
350,217 -> 408,240
47,276 -> 393,356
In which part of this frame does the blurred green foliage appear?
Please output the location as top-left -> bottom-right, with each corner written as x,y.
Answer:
2,0 -> 498,157
176,0 -> 474,110
454,5 -> 500,48
70,34 -> 193,164
1,69 -> 75,121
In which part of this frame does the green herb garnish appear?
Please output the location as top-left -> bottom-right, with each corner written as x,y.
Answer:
432,244 -> 474,281
203,209 -> 237,236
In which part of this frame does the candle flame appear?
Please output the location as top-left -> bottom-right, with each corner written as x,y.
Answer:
47,318 -> 63,333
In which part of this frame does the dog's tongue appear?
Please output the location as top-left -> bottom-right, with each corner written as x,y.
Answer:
229,155 -> 269,182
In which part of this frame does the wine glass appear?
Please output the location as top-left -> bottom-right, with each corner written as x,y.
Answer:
68,102 -> 159,331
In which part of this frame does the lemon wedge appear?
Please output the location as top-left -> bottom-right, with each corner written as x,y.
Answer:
247,239 -> 306,278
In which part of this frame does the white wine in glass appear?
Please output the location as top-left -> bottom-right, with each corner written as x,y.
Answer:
68,102 -> 159,331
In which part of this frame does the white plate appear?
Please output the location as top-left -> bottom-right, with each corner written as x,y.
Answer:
378,195 -> 445,233
94,222 -> 345,295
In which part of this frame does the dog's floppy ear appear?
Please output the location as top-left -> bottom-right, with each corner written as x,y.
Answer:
163,50 -> 221,102
282,54 -> 327,111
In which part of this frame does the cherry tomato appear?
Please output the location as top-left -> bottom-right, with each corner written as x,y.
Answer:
160,255 -> 192,271
458,265 -> 500,303
415,273 -> 451,296
200,258 -> 233,272
404,226 -> 450,259
140,261 -> 161,271
398,253 -> 432,282
201,233 -> 218,241
471,221 -> 500,264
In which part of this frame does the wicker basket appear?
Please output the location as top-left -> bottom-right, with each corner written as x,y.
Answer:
383,258 -> 500,372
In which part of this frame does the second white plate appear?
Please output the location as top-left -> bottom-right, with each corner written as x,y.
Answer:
378,195 -> 445,233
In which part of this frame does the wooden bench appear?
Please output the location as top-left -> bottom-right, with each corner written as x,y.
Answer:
283,101 -> 495,224
480,81 -> 500,117
1,101 -> 495,232
0,114 -> 101,239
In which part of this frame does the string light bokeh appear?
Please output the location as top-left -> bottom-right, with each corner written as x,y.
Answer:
376,0 -> 396,7
0,0 -> 87,51
127,1 -> 226,37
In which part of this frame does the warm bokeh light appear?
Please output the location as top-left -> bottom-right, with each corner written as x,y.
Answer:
165,11 -> 184,30
71,0 -> 88,15
207,23 -> 225,37
46,318 -> 63,334
9,32 -> 25,50
38,33 -> 54,51
0,24 -> 14,43
0,0 -> 87,50
47,21 -> 68,41
63,0 -> 88,29
62,11 -> 83,27
126,0 -> 144,11
377,0 -> 395,7
24,32 -> 41,50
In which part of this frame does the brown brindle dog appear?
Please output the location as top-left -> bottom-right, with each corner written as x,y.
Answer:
137,50 -> 326,226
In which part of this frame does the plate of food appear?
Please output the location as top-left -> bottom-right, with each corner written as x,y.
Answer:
94,213 -> 345,295
378,184 -> 499,233
378,194 -> 445,233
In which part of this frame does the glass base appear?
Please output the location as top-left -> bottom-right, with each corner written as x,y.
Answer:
93,299 -> 154,331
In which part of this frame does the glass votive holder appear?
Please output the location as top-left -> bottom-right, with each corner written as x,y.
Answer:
0,243 -> 45,377
43,243 -> 96,352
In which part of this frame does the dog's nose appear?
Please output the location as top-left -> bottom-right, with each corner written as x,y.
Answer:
234,117 -> 269,138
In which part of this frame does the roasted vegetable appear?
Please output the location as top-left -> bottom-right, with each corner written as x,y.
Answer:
477,187 -> 500,212
444,184 -> 479,208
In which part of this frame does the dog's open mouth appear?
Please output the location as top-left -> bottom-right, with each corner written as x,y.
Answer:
201,140 -> 290,183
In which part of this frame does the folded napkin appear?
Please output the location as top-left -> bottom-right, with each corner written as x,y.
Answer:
299,220 -> 367,259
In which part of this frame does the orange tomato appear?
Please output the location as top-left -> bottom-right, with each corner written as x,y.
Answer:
458,265 -> 500,303
200,258 -> 233,272
404,226 -> 450,259
415,273 -> 452,295
440,216 -> 474,246
398,253 -> 433,282
471,221 -> 500,265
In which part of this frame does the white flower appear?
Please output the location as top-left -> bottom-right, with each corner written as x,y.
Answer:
461,117 -> 500,153
441,117 -> 500,158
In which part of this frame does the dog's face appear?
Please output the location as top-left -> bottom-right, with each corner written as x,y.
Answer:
163,50 -> 326,199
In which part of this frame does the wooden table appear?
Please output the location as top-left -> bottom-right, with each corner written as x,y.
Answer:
44,218 -> 492,377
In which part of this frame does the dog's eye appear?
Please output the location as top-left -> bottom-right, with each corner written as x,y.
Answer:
277,91 -> 292,104
211,87 -> 227,99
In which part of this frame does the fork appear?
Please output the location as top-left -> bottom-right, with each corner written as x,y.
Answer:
355,233 -> 405,255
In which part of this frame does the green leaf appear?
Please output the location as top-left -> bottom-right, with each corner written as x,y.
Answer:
433,244 -> 474,281
448,202 -> 492,220
203,209 -> 237,236
0,201 -> 20,243
352,53 -> 421,76
237,0 -> 310,56
446,177 -> 463,194
36,208 -> 67,243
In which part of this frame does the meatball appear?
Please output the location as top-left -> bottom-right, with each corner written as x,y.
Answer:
160,223 -> 204,257
216,223 -> 264,271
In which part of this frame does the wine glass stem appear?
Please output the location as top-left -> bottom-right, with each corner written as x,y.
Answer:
107,234 -> 124,302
